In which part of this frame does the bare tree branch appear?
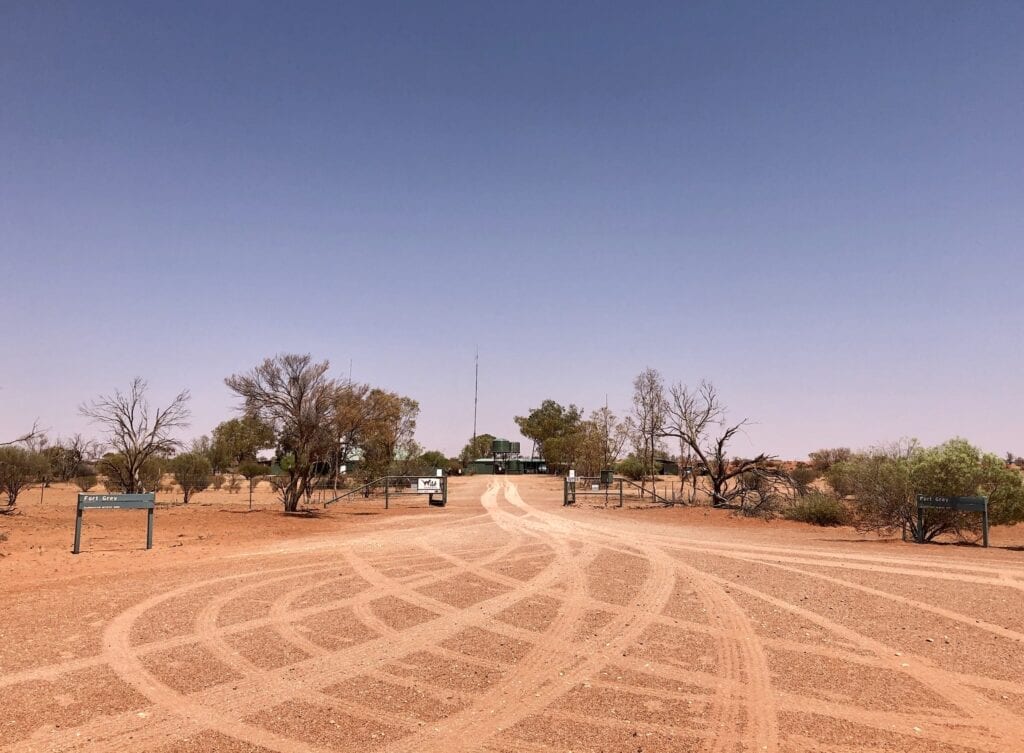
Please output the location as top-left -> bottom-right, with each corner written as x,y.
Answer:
79,378 -> 190,493
661,380 -> 781,513
1,421 -> 44,448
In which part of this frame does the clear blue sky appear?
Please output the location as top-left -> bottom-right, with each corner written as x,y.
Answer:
2,1 -> 1022,459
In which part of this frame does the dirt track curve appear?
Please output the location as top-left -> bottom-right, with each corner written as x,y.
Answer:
3,476 -> 1024,752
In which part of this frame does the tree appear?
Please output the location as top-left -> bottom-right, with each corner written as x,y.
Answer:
661,380 -> 783,510
847,438 -> 1024,542
459,434 -> 496,465
0,447 -> 46,510
590,406 -> 630,471
514,400 -> 582,461
80,378 -> 190,494
238,461 -> 268,510
210,416 -> 275,468
541,432 -> 584,474
333,382 -> 374,464
171,452 -> 212,504
631,368 -> 666,490
225,354 -> 339,512
99,454 -> 166,493
418,450 -> 449,473
43,435 -> 99,483
809,447 -> 852,473
360,390 -> 420,480
190,435 -> 231,474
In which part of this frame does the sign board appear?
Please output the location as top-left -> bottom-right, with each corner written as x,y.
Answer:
915,494 -> 989,547
74,492 -> 155,554
78,494 -> 155,510
568,469 -> 576,479
916,495 -> 987,512
417,477 -> 442,494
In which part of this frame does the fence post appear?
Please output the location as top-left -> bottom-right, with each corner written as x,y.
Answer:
983,504 -> 990,548
619,479 -> 623,508
385,478 -> 389,510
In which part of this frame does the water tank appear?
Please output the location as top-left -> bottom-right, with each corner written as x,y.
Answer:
491,439 -> 512,454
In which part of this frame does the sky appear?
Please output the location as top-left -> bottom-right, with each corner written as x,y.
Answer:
2,1 -> 1023,460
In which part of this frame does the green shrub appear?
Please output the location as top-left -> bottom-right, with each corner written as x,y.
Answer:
0,447 -> 46,508
615,456 -> 645,481
170,452 -> 212,504
784,492 -> 848,526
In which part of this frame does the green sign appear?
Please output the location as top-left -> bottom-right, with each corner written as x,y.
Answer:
916,495 -> 987,512
74,492 -> 155,553
915,494 -> 989,547
78,493 -> 155,510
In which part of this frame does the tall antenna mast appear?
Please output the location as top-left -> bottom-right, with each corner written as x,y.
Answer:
472,348 -> 479,445
604,393 -> 610,468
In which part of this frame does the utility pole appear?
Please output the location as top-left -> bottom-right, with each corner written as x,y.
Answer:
472,348 -> 479,447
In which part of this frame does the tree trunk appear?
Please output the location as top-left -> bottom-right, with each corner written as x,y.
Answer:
711,475 -> 726,507
282,472 -> 302,512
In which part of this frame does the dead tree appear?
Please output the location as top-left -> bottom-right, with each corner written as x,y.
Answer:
0,422 -> 43,448
661,380 -> 783,511
631,368 -> 666,494
80,378 -> 190,493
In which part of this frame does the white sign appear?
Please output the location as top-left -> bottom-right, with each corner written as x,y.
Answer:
417,477 -> 442,494
568,469 -> 576,479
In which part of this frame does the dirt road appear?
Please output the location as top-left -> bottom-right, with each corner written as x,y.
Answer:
3,476 -> 1024,752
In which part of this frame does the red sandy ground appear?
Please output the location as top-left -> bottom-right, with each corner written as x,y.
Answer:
1,476 -> 1023,753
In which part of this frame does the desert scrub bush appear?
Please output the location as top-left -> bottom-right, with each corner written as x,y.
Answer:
784,492 -> 849,526
170,452 -> 212,504
790,466 -> 820,495
0,447 -> 46,510
74,474 -> 98,492
616,456 -> 646,481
